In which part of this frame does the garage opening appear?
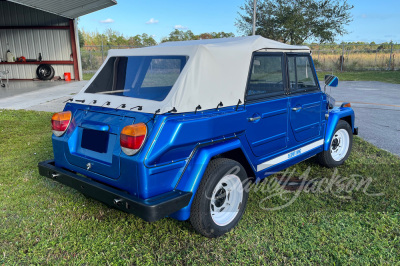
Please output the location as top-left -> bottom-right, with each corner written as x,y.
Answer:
0,0 -> 116,83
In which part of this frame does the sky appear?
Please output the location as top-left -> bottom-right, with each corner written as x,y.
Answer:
79,0 -> 400,43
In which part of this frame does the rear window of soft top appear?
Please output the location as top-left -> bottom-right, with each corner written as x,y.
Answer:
85,56 -> 188,101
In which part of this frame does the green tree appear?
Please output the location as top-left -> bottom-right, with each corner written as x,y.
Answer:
104,29 -> 127,46
141,33 -> 157,46
236,0 -> 354,44
161,30 -> 235,43
78,30 -> 85,48
211,32 -> 235,39
199,33 -> 213,40
161,29 -> 196,42
128,35 -> 143,46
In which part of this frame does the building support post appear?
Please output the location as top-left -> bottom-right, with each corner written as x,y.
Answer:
69,19 -> 80,80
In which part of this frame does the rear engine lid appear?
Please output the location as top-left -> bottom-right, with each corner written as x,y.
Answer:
64,109 -> 136,179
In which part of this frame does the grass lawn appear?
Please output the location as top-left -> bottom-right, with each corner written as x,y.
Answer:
317,71 -> 400,84
83,73 -> 95,81
1,110 -> 399,264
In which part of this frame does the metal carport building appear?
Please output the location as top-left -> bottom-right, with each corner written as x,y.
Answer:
0,0 -> 116,81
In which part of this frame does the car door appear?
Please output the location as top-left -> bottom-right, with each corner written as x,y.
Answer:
244,53 -> 290,157
287,54 -> 324,143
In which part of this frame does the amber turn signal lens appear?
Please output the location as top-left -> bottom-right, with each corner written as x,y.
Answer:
342,103 -> 351,108
51,111 -> 72,137
120,123 -> 147,156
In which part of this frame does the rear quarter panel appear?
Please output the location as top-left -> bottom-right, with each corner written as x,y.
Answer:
141,107 -> 251,198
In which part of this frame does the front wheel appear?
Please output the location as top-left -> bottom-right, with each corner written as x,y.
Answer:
317,120 -> 353,168
190,158 -> 249,238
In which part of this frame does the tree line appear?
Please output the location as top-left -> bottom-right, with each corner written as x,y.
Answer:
79,29 -> 157,47
79,29 -> 235,48
307,42 -> 400,51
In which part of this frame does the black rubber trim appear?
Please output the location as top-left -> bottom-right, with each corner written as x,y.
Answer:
38,160 -> 192,222
353,127 -> 359,135
173,136 -> 240,189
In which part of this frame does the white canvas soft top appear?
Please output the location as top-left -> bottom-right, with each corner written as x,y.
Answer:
74,36 -> 310,114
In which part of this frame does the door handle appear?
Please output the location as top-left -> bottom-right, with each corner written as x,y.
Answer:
291,107 -> 302,111
248,116 -> 261,122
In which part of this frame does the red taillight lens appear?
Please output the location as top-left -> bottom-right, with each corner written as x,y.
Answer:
120,123 -> 147,156
51,111 -> 72,137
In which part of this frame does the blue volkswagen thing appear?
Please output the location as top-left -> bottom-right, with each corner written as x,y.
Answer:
39,36 -> 358,237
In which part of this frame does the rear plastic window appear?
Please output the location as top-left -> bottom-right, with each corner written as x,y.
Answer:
85,56 -> 188,101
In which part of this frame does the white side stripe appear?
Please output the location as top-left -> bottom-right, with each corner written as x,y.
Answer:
257,139 -> 324,172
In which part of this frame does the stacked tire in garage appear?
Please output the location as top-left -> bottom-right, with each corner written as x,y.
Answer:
36,64 -> 55,80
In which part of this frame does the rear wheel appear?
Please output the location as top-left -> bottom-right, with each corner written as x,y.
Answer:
317,120 -> 353,168
190,158 -> 249,238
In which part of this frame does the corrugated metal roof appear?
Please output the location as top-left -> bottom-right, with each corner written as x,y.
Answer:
0,1 -> 69,26
7,0 -> 117,19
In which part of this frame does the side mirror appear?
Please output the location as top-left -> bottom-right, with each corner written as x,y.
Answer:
324,75 -> 339,87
